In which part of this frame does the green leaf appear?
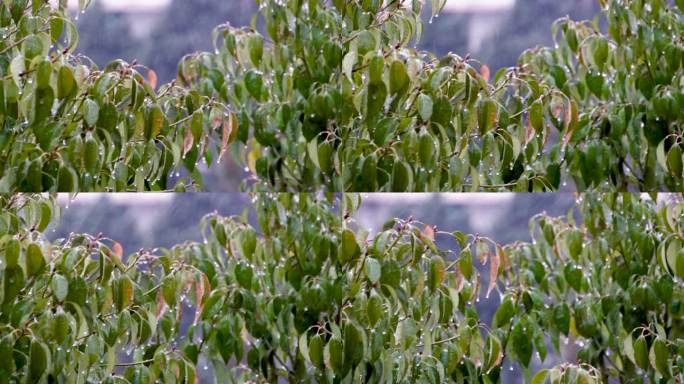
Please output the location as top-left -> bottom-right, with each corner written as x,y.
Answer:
29,340 -> 50,383
308,139 -> 320,169
26,243 -> 46,277
36,60 -> 52,90
235,261 -> 253,289
427,255 -> 445,292
3,266 -> 24,305
343,322 -> 365,368
161,275 -> 177,306
356,30 -> 377,55
338,229 -> 361,264
114,276 -> 134,311
552,303 -> 570,335
368,55 -> 384,85
146,105 -> 165,140
66,277 -> 88,306
622,334 -> 635,366
651,338 -> 670,377
634,335 -> 649,370
389,60 -> 408,94
247,35 -> 263,67
53,311 -> 70,343
459,249 -> 472,280
529,101 -> 543,131
51,274 -> 69,302
396,318 -> 418,351
567,230 -> 583,260
417,94 -> 433,121
317,142 -> 333,174
244,70 -> 263,100
592,37 -> 609,71
511,321 -> 533,367
364,257 -> 381,284
240,228 -> 257,261
492,295 -> 515,328
391,161 -> 412,192
483,334 -> 502,373
359,154 -> 378,191
4,238 -> 20,268
84,133 -> 99,174
585,71 -> 604,97
299,332 -> 310,364
38,201 -> 52,232
676,249 -> 684,280
478,97 -> 498,134
0,336 -> 15,374
563,263 -> 583,292
342,49 -> 357,80
380,260 -> 401,288
309,334 -> 325,369
57,66 -> 76,99
366,291 -> 383,326
324,337 -> 345,375
531,369 -> 549,384
418,132 -> 436,167
10,55 -> 25,86
23,35 -> 44,59
83,99 -> 99,127
366,83 -> 387,121
666,144 -> 683,178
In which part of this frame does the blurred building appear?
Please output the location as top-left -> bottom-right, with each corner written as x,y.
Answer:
443,0 -> 515,52
99,0 -> 170,37
69,0 -> 514,47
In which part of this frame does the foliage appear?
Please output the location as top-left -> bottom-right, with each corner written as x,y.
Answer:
183,0 -> 684,192
2,0 -> 683,192
182,0 -> 575,192
519,0 -> 684,190
1,193 -> 682,383
0,1 -> 229,193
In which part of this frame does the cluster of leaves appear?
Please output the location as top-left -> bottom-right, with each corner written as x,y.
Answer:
181,0 -> 684,192
503,193 -> 684,382
0,194 -> 210,383
2,0 -> 682,192
0,0 -> 231,193
519,0 -> 684,190
2,193 -> 681,383
181,0 -> 573,192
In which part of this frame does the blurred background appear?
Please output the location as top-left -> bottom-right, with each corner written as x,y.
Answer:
74,0 -> 600,82
70,0 -> 601,191
49,193 -> 578,382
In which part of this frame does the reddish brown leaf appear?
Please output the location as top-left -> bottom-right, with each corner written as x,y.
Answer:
454,267 -> 465,292
147,69 -> 158,90
525,120 -> 536,146
194,272 -> 211,325
486,246 -> 501,299
112,241 -> 123,259
498,244 -> 511,270
423,225 -> 435,241
480,64 -> 490,82
156,289 -> 168,320
562,99 -> 579,147
183,128 -> 194,155
219,113 -> 236,161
